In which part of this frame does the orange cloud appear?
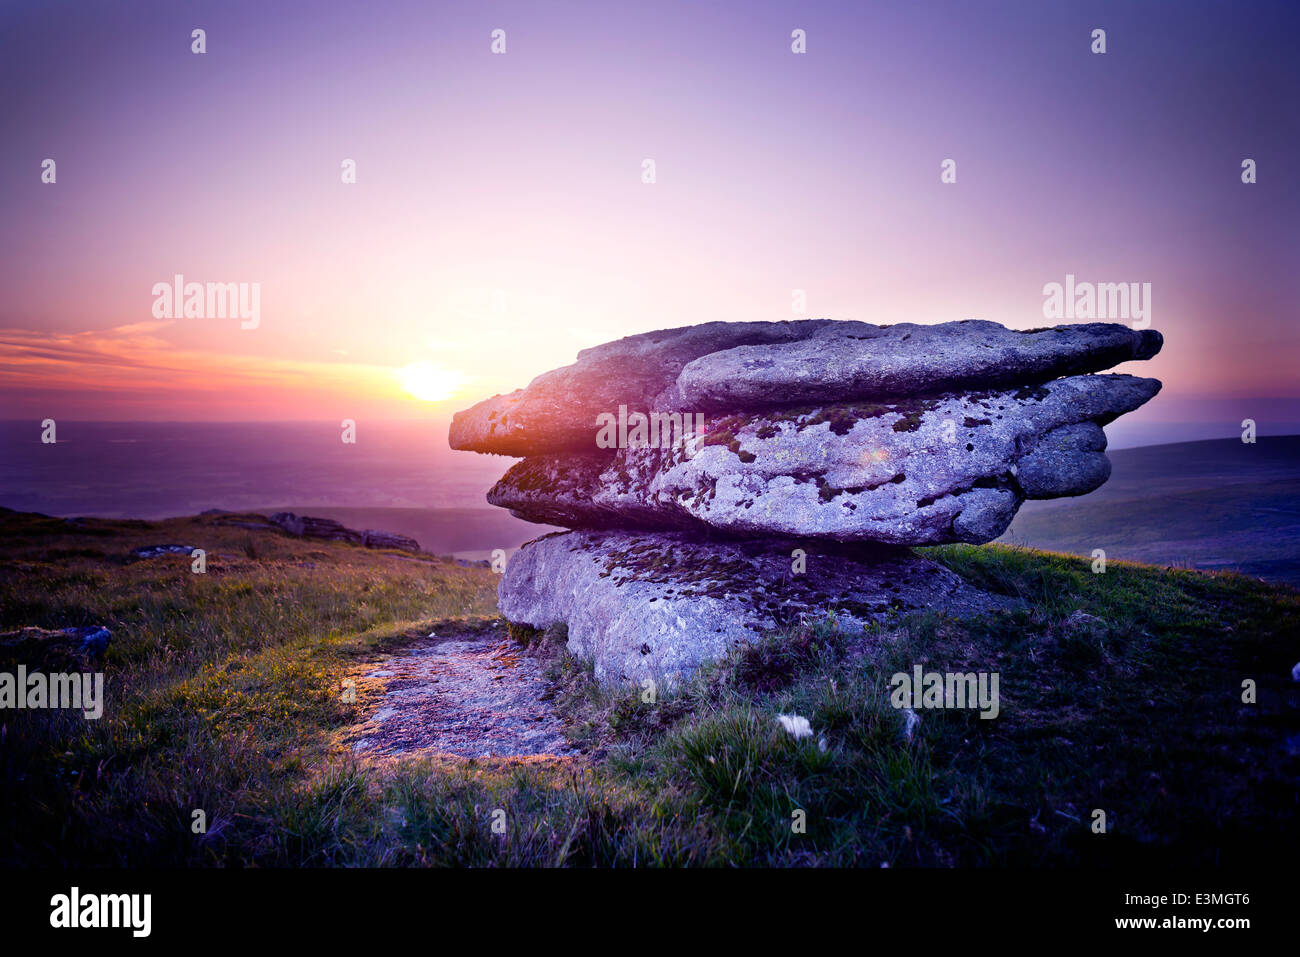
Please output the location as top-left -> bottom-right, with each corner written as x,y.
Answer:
0,322 -> 465,420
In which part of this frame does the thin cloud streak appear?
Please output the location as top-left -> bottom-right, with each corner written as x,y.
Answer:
0,322 -> 466,420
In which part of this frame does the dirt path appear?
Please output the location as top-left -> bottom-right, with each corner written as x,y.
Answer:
347,621 -> 577,759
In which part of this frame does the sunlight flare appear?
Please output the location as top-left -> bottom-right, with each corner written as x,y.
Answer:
398,361 -> 463,402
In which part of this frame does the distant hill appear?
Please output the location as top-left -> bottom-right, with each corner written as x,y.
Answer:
1000,435 -> 1300,586
11,421 -> 1292,582
273,437 -> 1300,580
261,505 -> 557,560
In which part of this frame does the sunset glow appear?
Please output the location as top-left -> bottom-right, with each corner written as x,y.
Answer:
399,362 -> 464,403
0,0 -> 1295,435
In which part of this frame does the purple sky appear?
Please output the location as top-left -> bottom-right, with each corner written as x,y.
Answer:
1,0 -> 1297,446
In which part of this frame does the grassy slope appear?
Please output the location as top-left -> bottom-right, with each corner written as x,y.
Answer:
1,510 -> 1296,867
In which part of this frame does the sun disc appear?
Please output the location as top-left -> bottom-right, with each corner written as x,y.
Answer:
399,361 -> 462,402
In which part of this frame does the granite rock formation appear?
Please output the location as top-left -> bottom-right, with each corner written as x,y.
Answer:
451,318 -> 1163,683
450,320 -> 1161,456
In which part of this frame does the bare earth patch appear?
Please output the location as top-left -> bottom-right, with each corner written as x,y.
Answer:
346,623 -> 577,759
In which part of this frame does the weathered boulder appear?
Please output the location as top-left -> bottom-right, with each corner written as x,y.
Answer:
488,374 -> 1160,545
678,320 -> 1162,410
270,512 -> 363,544
497,530 -> 1015,684
450,319 -> 1161,456
130,544 -> 197,560
361,529 -> 421,553
270,512 -> 422,552
453,317 -> 1166,684
0,626 -> 111,672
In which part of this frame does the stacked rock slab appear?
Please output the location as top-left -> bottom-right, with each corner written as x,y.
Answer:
451,319 -> 1162,684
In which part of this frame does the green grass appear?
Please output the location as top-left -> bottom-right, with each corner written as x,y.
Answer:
1,510 -> 1297,866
